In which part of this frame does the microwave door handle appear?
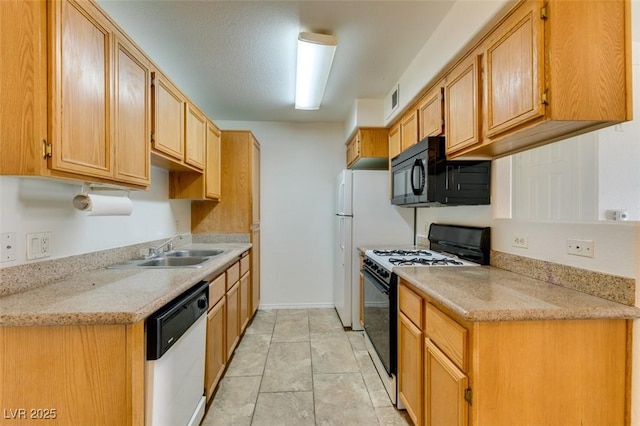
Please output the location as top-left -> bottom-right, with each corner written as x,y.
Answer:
410,159 -> 425,195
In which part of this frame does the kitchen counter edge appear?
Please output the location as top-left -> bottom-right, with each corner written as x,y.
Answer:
0,243 -> 252,327
395,266 -> 640,322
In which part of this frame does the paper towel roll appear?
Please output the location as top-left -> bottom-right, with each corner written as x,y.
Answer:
72,193 -> 133,216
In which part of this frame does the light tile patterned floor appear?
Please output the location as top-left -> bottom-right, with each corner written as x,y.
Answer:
202,308 -> 411,426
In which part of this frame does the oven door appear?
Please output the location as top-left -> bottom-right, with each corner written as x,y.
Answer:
362,268 -> 397,376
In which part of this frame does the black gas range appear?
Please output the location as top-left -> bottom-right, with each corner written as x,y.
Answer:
361,224 -> 490,405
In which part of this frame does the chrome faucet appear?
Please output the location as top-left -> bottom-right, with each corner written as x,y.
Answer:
148,234 -> 185,258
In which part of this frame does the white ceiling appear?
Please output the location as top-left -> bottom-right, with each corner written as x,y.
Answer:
97,0 -> 455,123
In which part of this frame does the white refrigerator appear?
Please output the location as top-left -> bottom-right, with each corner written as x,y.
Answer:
334,169 -> 414,330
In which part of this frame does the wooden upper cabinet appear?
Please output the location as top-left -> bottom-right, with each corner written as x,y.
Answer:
0,0 -> 48,177
192,131 -> 261,233
49,0 -> 113,179
454,0 -> 631,158
113,35 -> 151,186
1,0 -> 150,188
205,121 -> 221,199
445,54 -> 482,155
151,70 -> 185,162
185,102 -> 206,170
388,123 -> 401,161
346,128 -> 390,170
484,0 -> 545,138
419,86 -> 445,139
400,108 -> 419,151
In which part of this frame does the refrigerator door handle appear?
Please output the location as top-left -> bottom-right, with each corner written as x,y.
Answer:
337,179 -> 345,214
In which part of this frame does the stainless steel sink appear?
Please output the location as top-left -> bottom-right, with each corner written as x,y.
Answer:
138,256 -> 208,267
107,247 -> 227,269
165,249 -> 224,258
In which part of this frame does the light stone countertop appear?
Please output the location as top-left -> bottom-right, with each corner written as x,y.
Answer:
395,266 -> 640,322
0,243 -> 251,327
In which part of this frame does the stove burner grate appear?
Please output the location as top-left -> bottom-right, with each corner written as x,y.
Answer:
372,249 -> 433,257
388,257 -> 464,266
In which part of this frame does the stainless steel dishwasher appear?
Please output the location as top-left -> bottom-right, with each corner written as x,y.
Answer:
145,280 -> 209,426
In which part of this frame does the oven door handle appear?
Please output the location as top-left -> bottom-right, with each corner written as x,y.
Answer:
362,269 -> 390,295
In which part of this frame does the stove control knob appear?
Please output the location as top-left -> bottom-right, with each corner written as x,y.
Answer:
382,271 -> 389,278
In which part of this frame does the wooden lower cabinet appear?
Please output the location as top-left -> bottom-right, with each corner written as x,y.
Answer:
398,280 -> 630,426
205,251 -> 256,403
205,286 -> 226,402
0,322 -> 144,425
398,312 -> 424,426
225,280 -> 240,359
239,271 -> 250,332
424,339 -> 468,426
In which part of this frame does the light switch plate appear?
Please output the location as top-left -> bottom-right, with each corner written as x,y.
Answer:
26,232 -> 51,260
1,233 -> 17,262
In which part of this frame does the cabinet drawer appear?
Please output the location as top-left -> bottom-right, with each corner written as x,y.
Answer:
208,273 -> 226,306
240,252 -> 250,276
226,261 -> 240,290
425,303 -> 467,371
399,283 -> 423,329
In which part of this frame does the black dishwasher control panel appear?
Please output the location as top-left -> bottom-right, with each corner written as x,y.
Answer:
146,280 -> 209,360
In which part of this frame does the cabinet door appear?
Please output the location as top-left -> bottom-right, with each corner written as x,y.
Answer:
251,138 -> 261,224
400,109 -> 419,151
250,225 -> 260,316
346,134 -> 359,167
185,102 -> 206,169
152,71 -> 184,160
205,121 -> 221,199
485,0 -> 545,138
445,54 -> 482,154
0,0 -> 48,177
419,87 -> 444,139
113,35 -> 150,186
239,271 -> 250,332
49,0 -> 113,179
226,281 -> 240,359
424,339 -> 468,426
388,123 -> 401,160
398,312 -> 423,426
205,297 -> 226,402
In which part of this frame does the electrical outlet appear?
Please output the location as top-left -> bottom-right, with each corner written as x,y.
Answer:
26,232 -> 51,260
567,239 -> 594,258
512,235 -> 528,248
1,233 -> 17,262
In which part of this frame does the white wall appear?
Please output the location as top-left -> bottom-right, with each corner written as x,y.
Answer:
0,167 -> 191,267
384,0 -> 509,124
216,121 -> 346,309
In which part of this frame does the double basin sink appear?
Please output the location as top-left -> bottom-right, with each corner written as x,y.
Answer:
109,249 -> 225,269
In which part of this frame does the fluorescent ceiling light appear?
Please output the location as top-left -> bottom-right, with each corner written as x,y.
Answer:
295,32 -> 337,110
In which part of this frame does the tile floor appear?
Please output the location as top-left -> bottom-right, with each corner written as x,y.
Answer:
202,308 -> 411,426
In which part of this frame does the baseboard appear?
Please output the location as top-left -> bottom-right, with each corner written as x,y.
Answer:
258,302 -> 336,310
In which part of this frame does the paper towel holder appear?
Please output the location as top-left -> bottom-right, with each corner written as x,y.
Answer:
80,183 -> 131,198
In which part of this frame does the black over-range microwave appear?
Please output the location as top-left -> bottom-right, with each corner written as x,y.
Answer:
390,136 -> 491,207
